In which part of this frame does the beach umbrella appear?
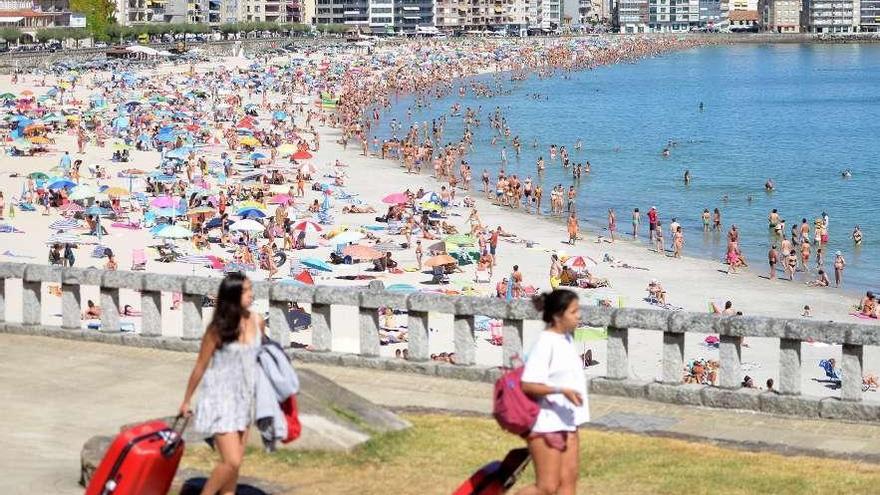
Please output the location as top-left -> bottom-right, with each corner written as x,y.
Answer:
250,152 -> 267,161
301,257 -> 332,272
293,220 -> 322,233
343,244 -> 382,260
150,196 -> 178,208
186,205 -> 215,216
155,224 -> 193,239
28,172 -> 49,180
28,136 -> 49,144
239,136 -> 259,147
297,163 -> 317,175
165,147 -> 192,160
152,207 -> 179,218
229,219 -> 265,232
59,202 -> 84,215
277,143 -> 297,156
294,270 -> 314,285
48,178 -> 76,190
49,218 -> 80,231
292,150 -> 313,160
332,231 -> 365,245
382,192 -> 408,204
0,93 -> 15,100
236,206 -> 267,217
425,254 -> 457,267
46,232 -> 81,245
68,185 -> 97,200
268,194 -> 293,205
104,187 -> 130,198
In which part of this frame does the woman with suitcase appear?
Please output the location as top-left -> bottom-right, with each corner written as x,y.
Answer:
179,272 -> 265,495
516,289 -> 589,495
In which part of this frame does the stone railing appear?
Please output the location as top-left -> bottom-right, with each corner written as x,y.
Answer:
1,262 -> 878,422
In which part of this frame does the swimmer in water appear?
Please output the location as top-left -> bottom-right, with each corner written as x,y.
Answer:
852,225 -> 863,245
684,170 -> 691,184
765,178 -> 775,192
699,101 -> 704,112
842,169 -> 852,178
662,148 -> 670,157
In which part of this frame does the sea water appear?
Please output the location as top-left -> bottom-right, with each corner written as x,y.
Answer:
379,43 -> 880,291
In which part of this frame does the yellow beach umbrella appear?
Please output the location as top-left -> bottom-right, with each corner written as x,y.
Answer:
239,136 -> 259,147
277,143 -> 297,156
105,187 -> 130,197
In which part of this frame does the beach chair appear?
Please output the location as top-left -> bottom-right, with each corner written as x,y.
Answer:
819,359 -> 842,385
131,249 -> 146,270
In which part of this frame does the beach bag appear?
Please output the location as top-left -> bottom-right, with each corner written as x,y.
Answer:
280,395 -> 302,444
492,358 -> 539,437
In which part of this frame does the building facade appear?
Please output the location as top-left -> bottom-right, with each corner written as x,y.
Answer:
647,0 -> 699,31
698,0 -> 723,26
860,0 -> 879,30
617,0 -> 649,31
802,0 -> 858,33
764,0 -> 800,31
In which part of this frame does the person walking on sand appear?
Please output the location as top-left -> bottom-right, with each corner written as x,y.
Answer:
517,289 -> 589,495
768,244 -> 779,280
567,212 -> 578,246
179,273 -> 264,495
833,251 -> 846,287
607,208 -> 616,242
673,225 -> 684,258
631,208 -> 640,238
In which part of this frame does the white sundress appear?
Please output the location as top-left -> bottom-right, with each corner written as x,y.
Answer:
194,331 -> 259,438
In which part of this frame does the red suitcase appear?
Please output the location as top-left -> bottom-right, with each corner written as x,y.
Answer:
85,416 -> 187,495
452,448 -> 531,495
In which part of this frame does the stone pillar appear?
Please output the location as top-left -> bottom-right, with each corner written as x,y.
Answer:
453,314 -> 476,366
606,326 -> 629,380
268,300 -> 291,347
61,283 -> 81,330
778,338 -> 802,395
407,310 -> 430,362
310,303 -> 332,352
100,287 -> 120,332
718,335 -> 743,389
181,293 -> 203,340
140,290 -> 162,337
502,318 -> 524,368
22,280 -> 41,326
358,307 -> 380,358
661,331 -> 685,384
0,278 -> 6,323
841,344 -> 864,401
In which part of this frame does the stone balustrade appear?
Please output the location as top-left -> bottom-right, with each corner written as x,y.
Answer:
2,262 -> 878,422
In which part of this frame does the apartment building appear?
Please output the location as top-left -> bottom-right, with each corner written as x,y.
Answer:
617,0 -> 649,31
698,0 -> 723,26
860,0 -> 879,30
648,0 -> 700,31
763,0 -> 800,31
802,0 -> 858,33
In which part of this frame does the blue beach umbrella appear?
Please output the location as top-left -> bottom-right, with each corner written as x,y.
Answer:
48,178 -> 76,190
301,257 -> 332,272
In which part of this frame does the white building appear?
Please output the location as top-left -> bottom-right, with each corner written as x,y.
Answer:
802,0 -> 859,33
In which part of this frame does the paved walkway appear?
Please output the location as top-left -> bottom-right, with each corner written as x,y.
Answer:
5,334 -> 880,494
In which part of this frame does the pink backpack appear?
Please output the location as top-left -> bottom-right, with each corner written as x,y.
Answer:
493,363 -> 540,437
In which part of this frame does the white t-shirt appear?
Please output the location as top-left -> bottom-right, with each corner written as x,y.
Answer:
521,330 -> 590,433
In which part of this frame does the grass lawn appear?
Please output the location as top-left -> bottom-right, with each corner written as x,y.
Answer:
182,413 -> 880,494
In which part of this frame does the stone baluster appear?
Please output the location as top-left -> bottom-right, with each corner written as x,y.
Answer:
407,292 -> 456,362
612,309 -> 677,382
0,263 -> 25,323
778,338 -> 802,395
312,287 -> 359,353
505,299 -> 540,368
100,271 -> 141,333
606,326 -> 629,380
459,297 -> 511,367
718,335 -> 743,389
841,344 -> 864,402
268,284 -> 315,348
60,268 -> 94,331
661,331 -> 685,384
359,289 -> 406,359
142,274 -> 185,339
452,314 -> 476,366
22,265 -> 60,326
181,277 -> 221,340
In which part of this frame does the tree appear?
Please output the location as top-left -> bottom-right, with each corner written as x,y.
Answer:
0,27 -> 22,43
70,0 -> 116,41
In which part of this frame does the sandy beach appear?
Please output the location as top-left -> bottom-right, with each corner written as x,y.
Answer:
0,38 -> 876,398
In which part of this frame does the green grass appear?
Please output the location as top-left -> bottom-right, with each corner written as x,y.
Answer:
183,414 -> 880,494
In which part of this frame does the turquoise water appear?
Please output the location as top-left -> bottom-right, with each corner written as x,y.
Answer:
380,43 -> 880,291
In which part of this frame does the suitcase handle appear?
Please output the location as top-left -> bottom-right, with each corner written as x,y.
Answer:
161,414 -> 189,458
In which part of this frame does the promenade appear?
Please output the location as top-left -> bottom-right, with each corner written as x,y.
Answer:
5,333 -> 880,494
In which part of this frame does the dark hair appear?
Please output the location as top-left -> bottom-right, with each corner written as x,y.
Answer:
209,272 -> 250,347
533,289 -> 579,323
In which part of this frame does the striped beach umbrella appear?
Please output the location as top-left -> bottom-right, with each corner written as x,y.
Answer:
293,220 -> 322,233
49,218 -> 80,231
46,232 -> 81,245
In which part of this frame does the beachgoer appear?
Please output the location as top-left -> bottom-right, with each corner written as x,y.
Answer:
179,273 -> 264,495
607,208 -> 616,242
768,244 -> 779,280
567,212 -> 578,246
631,208 -> 640,238
833,251 -> 846,287
518,289 -> 588,495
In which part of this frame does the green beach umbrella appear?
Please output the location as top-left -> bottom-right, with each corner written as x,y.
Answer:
28,172 -> 49,180
0,92 -> 15,100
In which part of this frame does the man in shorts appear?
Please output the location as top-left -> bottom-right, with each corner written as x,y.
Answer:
647,206 -> 658,242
